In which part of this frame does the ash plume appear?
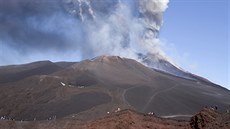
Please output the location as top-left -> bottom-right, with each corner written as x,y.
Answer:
0,0 -> 169,66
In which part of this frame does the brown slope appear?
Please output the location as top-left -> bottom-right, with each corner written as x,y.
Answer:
0,56 -> 229,122
0,74 -> 111,121
54,61 -> 76,68
53,56 -> 230,116
0,61 -> 63,84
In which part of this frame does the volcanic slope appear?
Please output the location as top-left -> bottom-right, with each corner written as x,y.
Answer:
0,56 -> 229,121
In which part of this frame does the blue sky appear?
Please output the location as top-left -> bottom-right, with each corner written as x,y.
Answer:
160,0 -> 229,89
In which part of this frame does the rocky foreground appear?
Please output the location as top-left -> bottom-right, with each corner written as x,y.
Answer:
0,107 -> 229,129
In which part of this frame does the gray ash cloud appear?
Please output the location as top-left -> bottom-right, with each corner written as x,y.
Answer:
0,0 -> 169,65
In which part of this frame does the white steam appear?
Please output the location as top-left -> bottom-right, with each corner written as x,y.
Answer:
63,0 -> 169,61
0,0 -> 170,66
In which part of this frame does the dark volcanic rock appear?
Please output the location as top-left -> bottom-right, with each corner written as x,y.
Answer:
190,108 -> 230,129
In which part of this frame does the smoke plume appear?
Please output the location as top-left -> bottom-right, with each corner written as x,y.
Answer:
0,0 -> 169,65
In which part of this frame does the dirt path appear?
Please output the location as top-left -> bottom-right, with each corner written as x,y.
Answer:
142,84 -> 180,111
121,85 -> 140,107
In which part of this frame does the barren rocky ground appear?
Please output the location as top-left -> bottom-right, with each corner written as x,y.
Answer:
0,108 -> 229,129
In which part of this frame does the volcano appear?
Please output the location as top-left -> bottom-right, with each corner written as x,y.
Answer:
0,55 -> 229,122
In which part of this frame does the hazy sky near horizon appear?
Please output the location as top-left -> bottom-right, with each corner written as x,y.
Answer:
159,0 -> 229,89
